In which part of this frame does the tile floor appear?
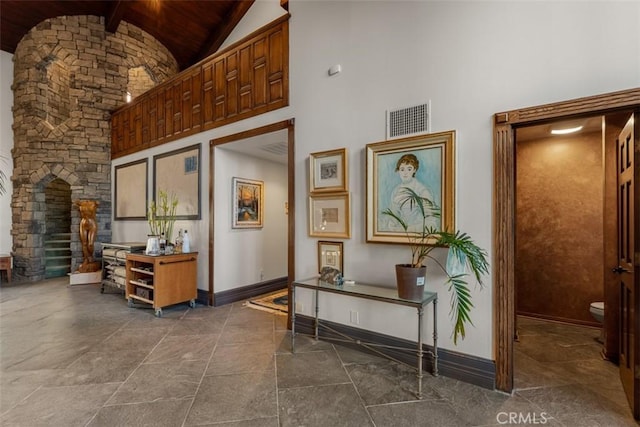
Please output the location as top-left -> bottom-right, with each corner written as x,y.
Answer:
0,277 -> 637,426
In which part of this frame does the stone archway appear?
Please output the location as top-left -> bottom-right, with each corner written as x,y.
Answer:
11,165 -> 82,281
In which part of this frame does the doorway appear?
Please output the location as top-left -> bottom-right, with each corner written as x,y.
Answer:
492,88 -> 640,400
208,120 -> 295,315
514,117 -> 605,327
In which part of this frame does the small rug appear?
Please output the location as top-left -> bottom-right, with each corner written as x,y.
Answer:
245,289 -> 288,315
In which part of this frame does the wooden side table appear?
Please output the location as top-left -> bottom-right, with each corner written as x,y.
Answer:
0,254 -> 12,283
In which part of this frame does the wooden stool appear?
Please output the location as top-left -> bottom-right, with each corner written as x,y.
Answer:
0,254 -> 12,283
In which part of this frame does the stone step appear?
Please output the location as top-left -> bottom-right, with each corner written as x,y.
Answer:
45,247 -> 71,253
45,255 -> 72,261
50,233 -> 71,238
45,240 -> 71,245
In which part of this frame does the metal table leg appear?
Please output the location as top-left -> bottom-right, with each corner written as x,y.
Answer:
417,306 -> 424,399
291,285 -> 296,353
314,288 -> 319,341
433,296 -> 438,376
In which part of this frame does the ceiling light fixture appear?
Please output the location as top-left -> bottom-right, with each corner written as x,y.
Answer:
550,125 -> 583,135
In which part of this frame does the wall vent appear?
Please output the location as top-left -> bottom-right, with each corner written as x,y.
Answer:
386,102 -> 430,140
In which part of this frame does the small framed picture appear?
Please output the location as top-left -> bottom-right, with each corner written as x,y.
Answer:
309,192 -> 351,238
318,241 -> 344,275
309,148 -> 348,193
232,177 -> 264,229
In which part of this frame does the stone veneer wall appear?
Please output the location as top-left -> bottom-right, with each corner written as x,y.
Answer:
11,15 -> 178,280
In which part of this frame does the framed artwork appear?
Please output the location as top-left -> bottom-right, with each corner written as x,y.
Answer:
318,241 -> 344,275
366,131 -> 455,244
309,148 -> 347,193
153,144 -> 201,219
114,159 -> 148,220
309,192 -> 351,238
232,177 -> 264,229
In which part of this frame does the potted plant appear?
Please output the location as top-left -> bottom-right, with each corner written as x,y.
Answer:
147,190 -> 179,253
383,186 -> 489,344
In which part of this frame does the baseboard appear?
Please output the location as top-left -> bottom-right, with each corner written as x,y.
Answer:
517,311 -> 600,328
213,276 -> 288,307
294,314 -> 495,390
196,288 -> 209,306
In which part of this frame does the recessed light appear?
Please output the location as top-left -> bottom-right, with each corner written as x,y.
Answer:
550,125 -> 583,135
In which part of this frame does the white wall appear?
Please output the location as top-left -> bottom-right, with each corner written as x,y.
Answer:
0,51 -> 13,255
110,2 -> 290,294
285,0 -> 640,358
214,148 -> 288,291
220,0 -> 288,50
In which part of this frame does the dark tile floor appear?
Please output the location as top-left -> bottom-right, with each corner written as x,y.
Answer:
0,277 -> 637,426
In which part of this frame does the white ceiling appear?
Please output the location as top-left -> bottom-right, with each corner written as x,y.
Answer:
215,128 -> 289,165
516,116 -> 603,142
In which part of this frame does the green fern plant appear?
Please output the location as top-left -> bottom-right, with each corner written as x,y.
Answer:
383,186 -> 489,344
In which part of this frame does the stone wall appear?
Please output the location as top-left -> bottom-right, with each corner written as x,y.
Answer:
11,15 -> 178,280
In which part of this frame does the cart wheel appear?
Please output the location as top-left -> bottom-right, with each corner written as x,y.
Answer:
127,298 -> 134,308
155,308 -> 163,318
100,287 -> 105,294
189,299 -> 196,308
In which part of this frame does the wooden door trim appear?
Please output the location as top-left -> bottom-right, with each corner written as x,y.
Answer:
493,87 -> 640,392
208,119 -> 295,308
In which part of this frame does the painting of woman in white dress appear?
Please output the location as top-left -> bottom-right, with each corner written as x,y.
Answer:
378,150 -> 442,233
384,152 -> 440,232
366,131 -> 455,244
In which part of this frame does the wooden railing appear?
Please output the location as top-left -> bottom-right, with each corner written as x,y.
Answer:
111,15 -> 290,159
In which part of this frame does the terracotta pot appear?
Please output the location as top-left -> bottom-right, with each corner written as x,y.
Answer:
395,264 -> 427,301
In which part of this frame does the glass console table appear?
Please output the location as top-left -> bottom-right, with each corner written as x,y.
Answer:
291,277 -> 438,399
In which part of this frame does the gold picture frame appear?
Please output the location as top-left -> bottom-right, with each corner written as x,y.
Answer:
366,131 -> 455,244
309,192 -> 351,238
309,148 -> 348,193
232,177 -> 264,229
318,241 -> 344,274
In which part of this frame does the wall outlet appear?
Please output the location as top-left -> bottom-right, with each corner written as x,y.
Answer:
350,310 -> 359,325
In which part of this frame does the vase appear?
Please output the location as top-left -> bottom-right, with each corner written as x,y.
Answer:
395,264 -> 427,301
146,235 -> 160,255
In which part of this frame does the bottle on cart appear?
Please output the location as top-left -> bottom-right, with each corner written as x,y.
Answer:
159,233 -> 166,254
175,229 -> 183,253
182,230 -> 190,253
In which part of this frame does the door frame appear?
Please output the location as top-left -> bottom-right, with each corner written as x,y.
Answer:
208,119 -> 295,310
493,88 -> 640,392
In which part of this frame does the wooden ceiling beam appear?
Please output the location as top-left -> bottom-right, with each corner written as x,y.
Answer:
105,0 -> 127,33
191,0 -> 255,65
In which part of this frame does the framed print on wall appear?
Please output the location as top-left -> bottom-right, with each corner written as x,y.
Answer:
318,241 -> 344,275
309,192 -> 351,238
114,159 -> 148,220
232,177 -> 264,229
153,144 -> 201,219
366,131 -> 455,244
309,148 -> 348,193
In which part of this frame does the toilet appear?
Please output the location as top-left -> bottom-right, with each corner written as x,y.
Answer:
590,301 -> 605,343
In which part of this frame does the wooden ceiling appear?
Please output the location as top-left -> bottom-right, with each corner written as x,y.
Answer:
0,0 -> 256,70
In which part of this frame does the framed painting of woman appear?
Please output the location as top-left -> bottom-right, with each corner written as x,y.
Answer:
366,131 -> 455,244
